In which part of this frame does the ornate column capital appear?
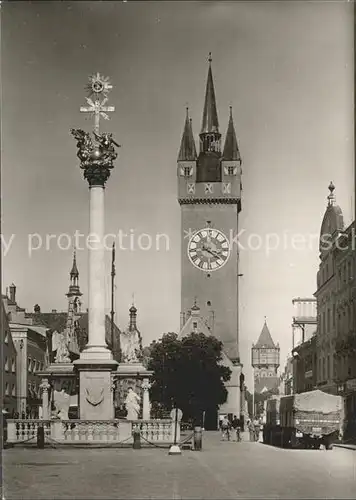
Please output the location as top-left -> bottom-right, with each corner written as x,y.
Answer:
142,379 -> 151,392
40,379 -> 51,393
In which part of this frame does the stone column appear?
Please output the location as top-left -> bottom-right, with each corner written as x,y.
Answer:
40,378 -> 51,420
72,130 -> 118,420
142,378 -> 151,420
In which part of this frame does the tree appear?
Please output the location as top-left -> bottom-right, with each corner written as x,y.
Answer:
147,332 -> 231,425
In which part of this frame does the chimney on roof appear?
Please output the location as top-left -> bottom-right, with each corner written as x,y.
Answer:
9,283 -> 16,303
34,304 -> 41,313
51,309 -> 57,313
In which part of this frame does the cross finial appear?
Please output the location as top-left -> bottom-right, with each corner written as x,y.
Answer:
194,296 -> 197,307
264,315 -> 267,323
132,292 -> 135,306
208,52 -> 212,64
80,73 -> 115,134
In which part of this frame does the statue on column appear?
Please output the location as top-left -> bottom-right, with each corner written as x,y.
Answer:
121,331 -> 142,363
124,387 -> 141,420
53,331 -> 71,364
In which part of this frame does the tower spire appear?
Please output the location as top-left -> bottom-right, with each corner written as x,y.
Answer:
201,53 -> 219,135
178,107 -> 197,161
67,249 -> 82,298
70,248 -> 79,278
222,106 -> 241,162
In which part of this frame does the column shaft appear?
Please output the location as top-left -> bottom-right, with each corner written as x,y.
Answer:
88,185 -> 107,350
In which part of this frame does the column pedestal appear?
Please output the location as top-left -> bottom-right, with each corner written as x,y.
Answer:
74,360 -> 118,420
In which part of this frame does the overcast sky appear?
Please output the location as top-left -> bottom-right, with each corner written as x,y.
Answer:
1,1 -> 354,388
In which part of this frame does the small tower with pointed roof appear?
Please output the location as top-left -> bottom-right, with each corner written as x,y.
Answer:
251,319 -> 280,393
65,250 -> 82,356
66,249 -> 82,306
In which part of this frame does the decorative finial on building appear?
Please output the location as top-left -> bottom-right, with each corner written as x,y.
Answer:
129,299 -> 137,330
131,292 -> 135,307
327,181 -> 336,206
208,52 -> 212,64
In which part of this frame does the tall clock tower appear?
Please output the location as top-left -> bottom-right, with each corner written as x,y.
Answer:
178,55 -> 242,363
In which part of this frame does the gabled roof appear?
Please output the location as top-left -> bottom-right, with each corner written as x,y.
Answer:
178,311 -> 211,339
255,321 -> 276,349
178,304 -> 235,367
28,311 -> 69,333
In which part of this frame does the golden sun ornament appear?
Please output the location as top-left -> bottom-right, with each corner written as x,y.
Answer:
86,73 -> 113,98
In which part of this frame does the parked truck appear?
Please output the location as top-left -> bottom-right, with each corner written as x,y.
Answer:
263,390 -> 343,450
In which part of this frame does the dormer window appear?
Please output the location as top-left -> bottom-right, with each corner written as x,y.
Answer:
224,165 -> 237,176
180,166 -> 193,177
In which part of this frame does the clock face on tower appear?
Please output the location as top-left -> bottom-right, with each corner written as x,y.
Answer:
187,228 -> 231,272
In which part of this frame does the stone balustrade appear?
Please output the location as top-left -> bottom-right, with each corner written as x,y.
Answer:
7,420 -> 52,444
6,419 -> 178,446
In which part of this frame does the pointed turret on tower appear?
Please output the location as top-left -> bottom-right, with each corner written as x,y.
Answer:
222,107 -> 241,162
178,107 -> 197,162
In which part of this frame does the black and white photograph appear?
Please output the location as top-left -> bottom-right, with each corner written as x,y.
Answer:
1,1 -> 355,499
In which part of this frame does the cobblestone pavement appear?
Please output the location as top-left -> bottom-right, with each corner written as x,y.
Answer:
3,432 -> 356,499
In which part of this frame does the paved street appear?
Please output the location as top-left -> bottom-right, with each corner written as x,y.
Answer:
3,432 -> 356,499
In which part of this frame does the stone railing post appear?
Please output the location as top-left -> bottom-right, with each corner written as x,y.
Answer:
141,378 -> 151,420
51,420 -> 65,442
6,420 -> 16,442
40,378 -> 51,420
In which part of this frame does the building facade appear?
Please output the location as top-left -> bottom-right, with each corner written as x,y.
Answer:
292,333 -> 317,394
315,182 -> 356,441
3,285 -> 48,417
2,299 -> 17,415
251,320 -> 280,394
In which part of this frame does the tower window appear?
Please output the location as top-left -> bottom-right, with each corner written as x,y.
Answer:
207,301 -> 211,306
224,165 -> 237,176
193,322 -> 198,328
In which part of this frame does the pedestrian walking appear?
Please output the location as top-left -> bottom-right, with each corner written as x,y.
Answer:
248,419 -> 255,442
253,417 -> 260,442
220,416 -> 231,441
231,415 -> 241,442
